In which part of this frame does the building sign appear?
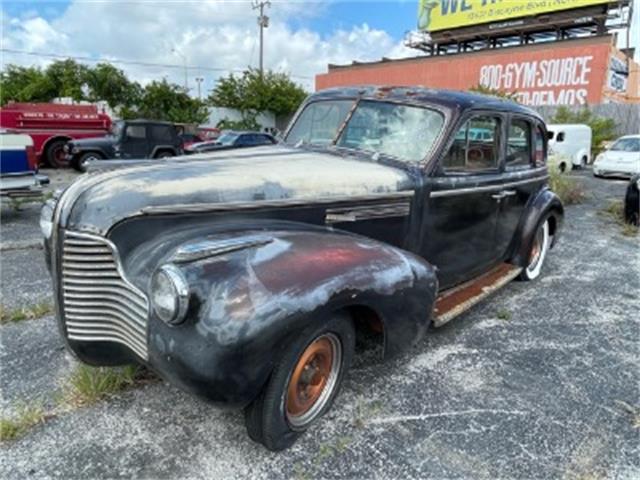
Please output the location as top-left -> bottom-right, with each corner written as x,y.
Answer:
418,0 -> 611,32
607,56 -> 629,93
316,36 -> 640,106
479,55 -> 594,105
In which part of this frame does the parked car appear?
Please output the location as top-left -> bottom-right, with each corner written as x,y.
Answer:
547,124 -> 592,171
624,175 -> 639,226
1,133 -> 49,198
42,87 -> 563,451
593,135 -> 640,178
178,133 -> 204,150
0,102 -> 112,168
65,120 -> 183,172
184,131 -> 277,154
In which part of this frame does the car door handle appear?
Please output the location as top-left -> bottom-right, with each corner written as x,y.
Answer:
491,190 -> 517,200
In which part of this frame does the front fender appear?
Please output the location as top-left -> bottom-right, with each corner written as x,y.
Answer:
511,187 -> 564,267
122,225 -> 437,407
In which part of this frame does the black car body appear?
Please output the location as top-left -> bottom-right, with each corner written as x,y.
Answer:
43,87 -> 563,450
184,131 -> 277,154
65,120 -> 182,171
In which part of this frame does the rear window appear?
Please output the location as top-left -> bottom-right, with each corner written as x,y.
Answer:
150,125 -> 174,141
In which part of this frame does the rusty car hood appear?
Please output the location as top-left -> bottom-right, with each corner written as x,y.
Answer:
62,145 -> 416,234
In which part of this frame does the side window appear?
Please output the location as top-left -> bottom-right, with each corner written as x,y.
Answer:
556,132 -> 565,142
506,119 -> 532,167
535,126 -> 546,167
150,125 -> 173,141
125,125 -> 146,140
442,116 -> 500,172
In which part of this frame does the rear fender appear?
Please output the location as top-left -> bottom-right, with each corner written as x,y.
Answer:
510,187 -> 564,267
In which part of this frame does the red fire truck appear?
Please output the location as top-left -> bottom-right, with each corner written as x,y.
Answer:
0,103 -> 112,168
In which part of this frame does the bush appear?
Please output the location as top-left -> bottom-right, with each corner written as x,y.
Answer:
548,166 -> 585,205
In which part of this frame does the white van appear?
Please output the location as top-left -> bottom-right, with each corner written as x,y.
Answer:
547,124 -> 592,171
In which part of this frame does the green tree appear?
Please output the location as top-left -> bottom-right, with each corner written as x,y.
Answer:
122,79 -> 208,124
551,106 -> 617,156
0,65 -> 56,104
44,59 -> 90,101
469,84 -> 519,102
85,63 -> 141,110
209,68 -> 307,127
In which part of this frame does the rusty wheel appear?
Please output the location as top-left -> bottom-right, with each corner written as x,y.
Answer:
286,333 -> 342,429
244,313 -> 355,451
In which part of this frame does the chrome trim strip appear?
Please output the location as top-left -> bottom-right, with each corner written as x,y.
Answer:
325,202 -> 411,224
141,191 -> 415,216
430,176 -> 548,198
171,235 -> 273,263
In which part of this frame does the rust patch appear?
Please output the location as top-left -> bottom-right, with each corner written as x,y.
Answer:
434,263 -> 522,327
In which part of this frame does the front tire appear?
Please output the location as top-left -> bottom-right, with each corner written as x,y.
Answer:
72,152 -> 103,172
244,313 -> 355,451
519,218 -> 551,281
156,151 -> 174,159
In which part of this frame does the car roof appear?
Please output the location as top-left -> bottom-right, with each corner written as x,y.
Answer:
124,119 -> 175,126
308,85 -> 542,120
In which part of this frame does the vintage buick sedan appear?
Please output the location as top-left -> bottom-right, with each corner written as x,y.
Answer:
42,87 -> 563,450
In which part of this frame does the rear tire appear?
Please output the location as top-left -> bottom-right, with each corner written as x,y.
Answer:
244,313 -> 355,451
519,218 -> 551,281
45,140 -> 69,168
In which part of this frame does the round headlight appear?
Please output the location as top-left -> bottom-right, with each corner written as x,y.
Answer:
150,265 -> 189,325
39,199 -> 55,240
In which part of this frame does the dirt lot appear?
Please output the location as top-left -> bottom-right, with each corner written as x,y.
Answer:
1,168 -> 638,479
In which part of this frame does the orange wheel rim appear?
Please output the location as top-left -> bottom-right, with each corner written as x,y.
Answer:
286,333 -> 341,428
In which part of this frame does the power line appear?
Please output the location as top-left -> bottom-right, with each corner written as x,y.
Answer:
0,48 -> 314,81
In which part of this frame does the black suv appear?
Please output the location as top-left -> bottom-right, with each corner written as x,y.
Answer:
65,120 -> 183,172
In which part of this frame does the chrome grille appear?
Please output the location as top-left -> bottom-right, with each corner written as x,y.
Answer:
61,231 -> 149,359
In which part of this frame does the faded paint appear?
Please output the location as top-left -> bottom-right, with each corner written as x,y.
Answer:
65,146 -> 414,234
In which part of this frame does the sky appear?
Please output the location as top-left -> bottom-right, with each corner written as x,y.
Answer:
1,0 -> 638,96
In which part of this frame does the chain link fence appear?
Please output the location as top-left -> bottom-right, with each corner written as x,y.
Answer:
534,104 -> 640,136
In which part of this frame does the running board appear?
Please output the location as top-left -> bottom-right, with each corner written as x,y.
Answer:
434,263 -> 523,327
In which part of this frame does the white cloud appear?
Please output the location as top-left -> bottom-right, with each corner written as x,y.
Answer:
0,0 -> 417,93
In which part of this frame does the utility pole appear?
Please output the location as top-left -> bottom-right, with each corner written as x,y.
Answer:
172,48 -> 188,91
252,0 -> 271,74
195,76 -> 204,100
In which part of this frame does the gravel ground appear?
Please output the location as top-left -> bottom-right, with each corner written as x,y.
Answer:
0,168 -> 638,479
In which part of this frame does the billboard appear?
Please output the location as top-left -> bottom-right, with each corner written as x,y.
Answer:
418,0 -> 612,32
316,36 -> 630,106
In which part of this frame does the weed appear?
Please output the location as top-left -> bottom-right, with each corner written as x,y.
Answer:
0,403 -> 45,442
615,400 -> 640,429
64,364 -> 143,407
0,302 -> 53,324
496,308 -> 512,321
548,167 -> 586,205
353,396 -> 384,428
599,200 -> 639,237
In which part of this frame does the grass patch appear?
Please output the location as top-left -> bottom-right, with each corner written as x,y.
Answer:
0,302 -> 53,324
548,167 -> 586,205
0,403 -> 46,442
599,200 -> 639,237
496,308 -> 512,321
63,364 -> 152,407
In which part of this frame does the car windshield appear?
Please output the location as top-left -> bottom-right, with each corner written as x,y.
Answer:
610,137 -> 640,152
217,132 -> 239,146
285,99 -> 445,164
110,121 -> 124,138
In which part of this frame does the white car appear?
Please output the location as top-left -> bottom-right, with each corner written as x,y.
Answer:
593,135 -> 640,178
